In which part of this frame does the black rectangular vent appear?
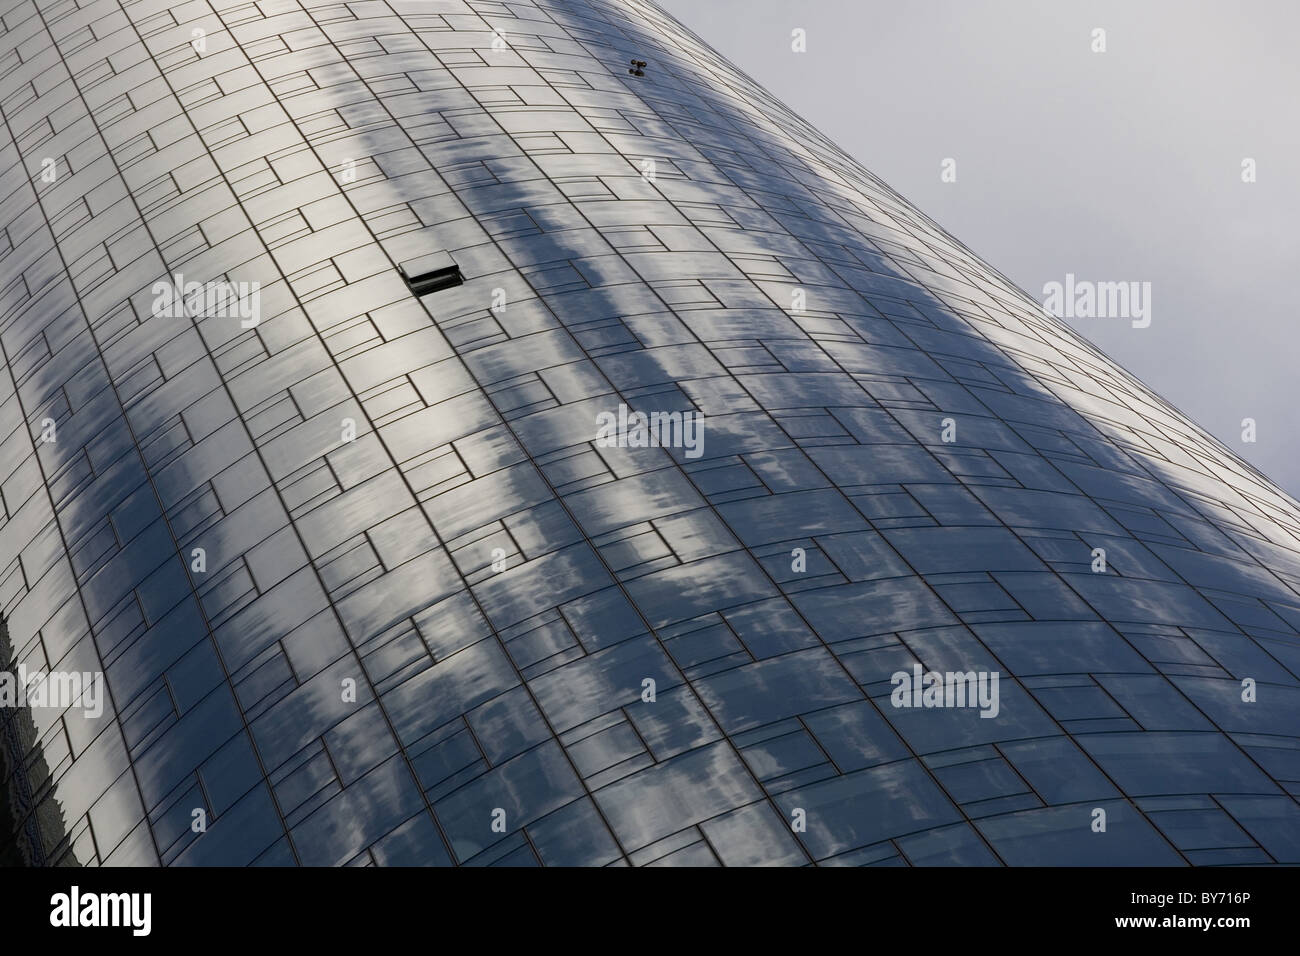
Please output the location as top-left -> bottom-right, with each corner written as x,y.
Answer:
400,251 -> 463,296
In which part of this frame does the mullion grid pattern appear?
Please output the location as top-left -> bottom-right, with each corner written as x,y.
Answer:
0,0 -> 1297,867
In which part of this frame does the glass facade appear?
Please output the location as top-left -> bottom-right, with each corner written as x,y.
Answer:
1,0 -> 1298,866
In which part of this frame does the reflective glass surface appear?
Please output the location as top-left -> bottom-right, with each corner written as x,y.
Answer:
1,0 -> 1298,866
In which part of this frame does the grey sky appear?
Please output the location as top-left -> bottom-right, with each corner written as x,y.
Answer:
657,0 -> 1300,497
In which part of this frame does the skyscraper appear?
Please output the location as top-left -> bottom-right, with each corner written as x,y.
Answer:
2,0 -> 1298,866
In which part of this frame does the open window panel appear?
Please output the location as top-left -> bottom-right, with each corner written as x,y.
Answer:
400,251 -> 463,296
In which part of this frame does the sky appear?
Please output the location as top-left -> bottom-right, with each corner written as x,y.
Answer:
656,0 -> 1300,498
